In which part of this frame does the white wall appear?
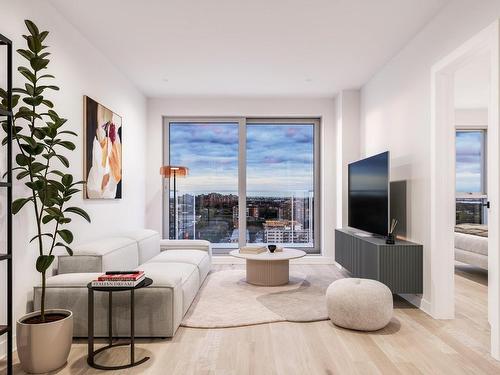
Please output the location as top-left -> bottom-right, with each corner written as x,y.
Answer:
455,108 -> 488,128
360,0 -> 500,312
146,97 -> 337,259
335,90 -> 361,227
0,0 -> 147,356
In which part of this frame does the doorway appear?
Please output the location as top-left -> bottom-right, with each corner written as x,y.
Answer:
431,20 -> 500,359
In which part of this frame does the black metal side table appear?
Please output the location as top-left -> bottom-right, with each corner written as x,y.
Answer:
87,277 -> 153,370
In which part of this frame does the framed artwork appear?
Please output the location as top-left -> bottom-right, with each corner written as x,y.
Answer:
83,96 -> 122,199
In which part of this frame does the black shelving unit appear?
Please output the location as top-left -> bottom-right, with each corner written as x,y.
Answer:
0,32 -> 13,375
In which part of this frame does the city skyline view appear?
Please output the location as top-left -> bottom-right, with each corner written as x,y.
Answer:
169,122 -> 314,196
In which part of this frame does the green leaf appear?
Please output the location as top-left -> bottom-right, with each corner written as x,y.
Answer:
25,83 -> 34,95
45,207 -> 63,218
64,207 -> 91,223
16,170 -> 30,180
12,198 -> 31,214
30,57 -> 49,71
58,130 -> 78,137
36,255 -> 55,273
29,233 -> 53,243
23,96 -> 44,107
15,154 -> 31,166
62,174 -> 73,187
65,188 -> 81,196
38,85 -> 59,91
42,215 -> 54,224
55,242 -> 73,256
17,48 -> 34,61
38,74 -> 55,80
47,179 -> 65,192
25,20 -> 40,37
58,217 -> 72,224
18,66 -> 36,83
57,229 -> 73,244
39,30 -> 49,42
41,99 -> 54,108
58,141 -> 75,151
55,154 -> 69,167
30,162 -> 47,173
25,180 -> 44,191
39,184 -> 60,206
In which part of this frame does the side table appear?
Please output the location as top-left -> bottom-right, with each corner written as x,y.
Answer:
87,277 -> 153,370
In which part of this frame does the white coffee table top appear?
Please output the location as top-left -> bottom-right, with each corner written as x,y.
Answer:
229,248 -> 306,261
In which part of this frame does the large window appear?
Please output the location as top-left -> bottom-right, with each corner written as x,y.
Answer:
455,130 -> 487,224
165,118 -> 320,254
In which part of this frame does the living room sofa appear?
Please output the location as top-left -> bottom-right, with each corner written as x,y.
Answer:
33,229 -> 211,338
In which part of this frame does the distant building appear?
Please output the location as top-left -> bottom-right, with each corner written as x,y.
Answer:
263,220 -> 310,243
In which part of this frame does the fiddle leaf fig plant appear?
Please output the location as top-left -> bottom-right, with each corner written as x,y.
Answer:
0,20 -> 91,322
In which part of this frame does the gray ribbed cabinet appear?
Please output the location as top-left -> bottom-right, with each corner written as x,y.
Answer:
335,229 -> 423,294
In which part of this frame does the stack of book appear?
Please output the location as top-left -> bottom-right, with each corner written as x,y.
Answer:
239,246 -> 267,254
91,271 -> 145,287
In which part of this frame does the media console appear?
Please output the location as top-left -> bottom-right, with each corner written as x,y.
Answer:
335,228 -> 423,294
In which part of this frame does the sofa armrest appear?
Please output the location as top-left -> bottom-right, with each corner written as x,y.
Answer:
160,239 -> 212,257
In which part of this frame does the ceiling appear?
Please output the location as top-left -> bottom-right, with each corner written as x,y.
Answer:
454,53 -> 490,109
49,0 -> 449,98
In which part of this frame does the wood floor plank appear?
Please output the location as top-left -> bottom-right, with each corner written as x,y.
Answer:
1,264 -> 500,375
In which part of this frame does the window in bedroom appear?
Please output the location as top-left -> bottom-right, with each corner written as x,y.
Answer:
164,118 -> 320,254
455,129 -> 487,224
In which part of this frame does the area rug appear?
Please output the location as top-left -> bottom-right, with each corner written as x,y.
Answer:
181,268 -> 346,328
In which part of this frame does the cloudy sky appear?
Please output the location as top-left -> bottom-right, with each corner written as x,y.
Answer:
456,131 -> 483,193
169,122 -> 314,197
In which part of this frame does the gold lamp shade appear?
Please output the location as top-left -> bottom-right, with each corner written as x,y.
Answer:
160,166 -> 189,178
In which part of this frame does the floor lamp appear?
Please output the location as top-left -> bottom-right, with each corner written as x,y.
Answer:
160,166 -> 189,239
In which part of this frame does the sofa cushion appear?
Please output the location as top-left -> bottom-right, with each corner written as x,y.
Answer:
148,250 -> 210,284
58,237 -> 139,274
45,272 -> 102,287
122,229 -> 161,264
138,262 -> 199,313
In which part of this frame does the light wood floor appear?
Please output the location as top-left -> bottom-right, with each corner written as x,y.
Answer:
2,264 -> 500,375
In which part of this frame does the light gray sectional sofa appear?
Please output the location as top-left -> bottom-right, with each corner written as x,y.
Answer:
33,229 -> 211,338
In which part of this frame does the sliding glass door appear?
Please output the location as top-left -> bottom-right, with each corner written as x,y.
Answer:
164,118 -> 320,254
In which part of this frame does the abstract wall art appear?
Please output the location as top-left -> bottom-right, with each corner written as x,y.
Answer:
83,96 -> 122,199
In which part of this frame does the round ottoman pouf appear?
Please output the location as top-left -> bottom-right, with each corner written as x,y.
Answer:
326,278 -> 393,331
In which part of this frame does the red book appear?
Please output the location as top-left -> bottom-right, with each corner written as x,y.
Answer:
98,271 -> 144,281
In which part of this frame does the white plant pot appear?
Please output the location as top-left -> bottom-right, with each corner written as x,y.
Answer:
16,309 -> 73,374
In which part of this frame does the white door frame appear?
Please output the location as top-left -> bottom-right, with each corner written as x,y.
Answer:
430,20 -> 500,359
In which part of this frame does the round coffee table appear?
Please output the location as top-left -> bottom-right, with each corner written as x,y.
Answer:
229,248 -> 306,286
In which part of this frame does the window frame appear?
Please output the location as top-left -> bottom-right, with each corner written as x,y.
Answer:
163,116 -> 321,255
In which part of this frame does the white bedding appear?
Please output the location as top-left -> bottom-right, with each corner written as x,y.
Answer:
455,232 -> 488,256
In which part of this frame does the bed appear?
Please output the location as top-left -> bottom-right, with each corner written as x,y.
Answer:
455,223 -> 488,270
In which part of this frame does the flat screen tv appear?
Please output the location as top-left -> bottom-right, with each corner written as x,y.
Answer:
348,151 -> 389,236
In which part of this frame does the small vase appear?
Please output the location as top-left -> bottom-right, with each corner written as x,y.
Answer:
386,233 -> 395,245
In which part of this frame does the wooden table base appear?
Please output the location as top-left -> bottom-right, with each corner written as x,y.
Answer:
246,259 -> 290,286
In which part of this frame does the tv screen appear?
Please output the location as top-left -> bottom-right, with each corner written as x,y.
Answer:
348,151 -> 389,236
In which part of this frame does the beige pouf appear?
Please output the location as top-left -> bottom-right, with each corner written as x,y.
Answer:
326,278 -> 393,331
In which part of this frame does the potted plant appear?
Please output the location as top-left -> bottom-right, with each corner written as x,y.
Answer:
0,20 -> 90,373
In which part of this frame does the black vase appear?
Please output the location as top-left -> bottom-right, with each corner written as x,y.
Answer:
386,233 -> 395,245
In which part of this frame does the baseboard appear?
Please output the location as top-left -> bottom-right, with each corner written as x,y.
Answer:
399,293 -> 432,316
212,256 -> 335,265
